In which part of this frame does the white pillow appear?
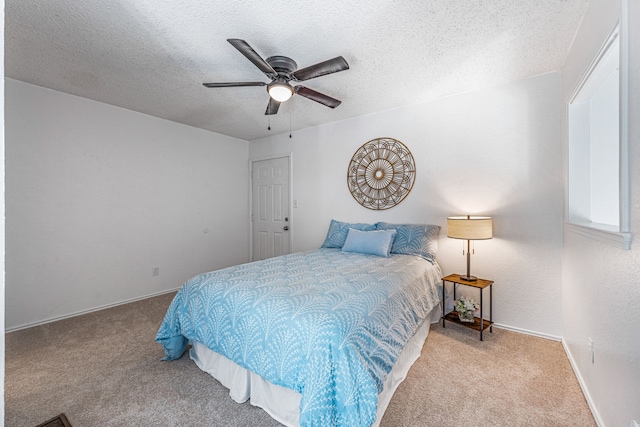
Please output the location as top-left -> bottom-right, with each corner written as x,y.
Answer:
341,228 -> 398,257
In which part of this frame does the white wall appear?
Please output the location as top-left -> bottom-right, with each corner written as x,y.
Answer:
1,0 -> 6,421
561,0 -> 640,426
250,72 -> 564,338
5,79 -> 250,330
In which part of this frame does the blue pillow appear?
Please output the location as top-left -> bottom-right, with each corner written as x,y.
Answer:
375,222 -> 441,263
341,229 -> 397,257
321,219 -> 376,248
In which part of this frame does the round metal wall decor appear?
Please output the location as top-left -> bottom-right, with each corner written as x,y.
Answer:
347,137 -> 416,210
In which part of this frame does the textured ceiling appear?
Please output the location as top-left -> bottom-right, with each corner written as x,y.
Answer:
6,0 -> 589,141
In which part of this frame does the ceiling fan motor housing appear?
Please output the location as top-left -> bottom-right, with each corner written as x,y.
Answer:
265,56 -> 298,78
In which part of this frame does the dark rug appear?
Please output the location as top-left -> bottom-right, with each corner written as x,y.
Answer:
35,413 -> 71,427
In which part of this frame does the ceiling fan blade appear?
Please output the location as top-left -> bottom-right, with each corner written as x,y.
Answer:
203,82 -> 267,88
292,56 -> 349,81
265,98 -> 281,115
227,38 -> 277,77
294,86 -> 341,108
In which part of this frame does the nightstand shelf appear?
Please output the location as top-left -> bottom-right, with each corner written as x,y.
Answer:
442,274 -> 494,340
443,311 -> 493,332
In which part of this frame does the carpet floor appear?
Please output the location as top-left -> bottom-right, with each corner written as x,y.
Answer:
5,292 -> 596,426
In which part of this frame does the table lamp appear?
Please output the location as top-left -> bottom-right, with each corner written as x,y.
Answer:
447,215 -> 493,281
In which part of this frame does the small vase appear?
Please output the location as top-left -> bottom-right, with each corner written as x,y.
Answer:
458,310 -> 475,323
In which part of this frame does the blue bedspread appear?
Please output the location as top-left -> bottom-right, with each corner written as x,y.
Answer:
156,248 -> 441,427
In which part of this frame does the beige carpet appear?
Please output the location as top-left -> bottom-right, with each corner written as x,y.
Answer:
5,292 -> 596,427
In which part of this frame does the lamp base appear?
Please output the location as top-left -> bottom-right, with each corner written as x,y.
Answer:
459,275 -> 478,282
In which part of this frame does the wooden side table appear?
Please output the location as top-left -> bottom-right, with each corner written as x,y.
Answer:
441,274 -> 494,340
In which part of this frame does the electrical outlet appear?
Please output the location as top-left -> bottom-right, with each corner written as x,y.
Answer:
152,267 -> 160,276
293,200 -> 298,208
588,337 -> 594,364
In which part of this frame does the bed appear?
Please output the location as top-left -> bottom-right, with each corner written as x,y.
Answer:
156,220 -> 442,427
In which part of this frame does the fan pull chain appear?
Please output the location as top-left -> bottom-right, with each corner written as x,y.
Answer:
267,102 -> 271,130
289,100 -> 292,138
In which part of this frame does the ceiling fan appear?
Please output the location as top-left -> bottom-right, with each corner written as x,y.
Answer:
203,39 -> 349,115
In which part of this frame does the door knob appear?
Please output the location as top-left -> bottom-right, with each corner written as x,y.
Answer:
283,226 -> 289,231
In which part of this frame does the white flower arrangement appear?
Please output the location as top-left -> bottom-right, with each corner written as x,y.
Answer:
454,296 -> 479,322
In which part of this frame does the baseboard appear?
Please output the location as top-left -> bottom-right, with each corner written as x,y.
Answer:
492,323 -> 562,342
562,339 -> 604,427
5,287 -> 181,333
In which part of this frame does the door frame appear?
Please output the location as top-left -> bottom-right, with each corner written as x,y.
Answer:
248,152 -> 293,262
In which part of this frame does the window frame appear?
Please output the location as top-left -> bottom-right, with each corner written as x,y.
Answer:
564,18 -> 631,250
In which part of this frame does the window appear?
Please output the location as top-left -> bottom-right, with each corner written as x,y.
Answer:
566,23 -> 631,249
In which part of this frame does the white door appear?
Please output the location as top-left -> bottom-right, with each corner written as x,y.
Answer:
251,156 -> 291,261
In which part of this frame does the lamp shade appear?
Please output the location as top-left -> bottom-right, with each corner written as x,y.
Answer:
447,216 -> 493,240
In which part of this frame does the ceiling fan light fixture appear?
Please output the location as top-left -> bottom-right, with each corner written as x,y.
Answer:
268,79 -> 293,102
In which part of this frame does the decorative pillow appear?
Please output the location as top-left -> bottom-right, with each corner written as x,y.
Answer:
375,222 -> 441,263
341,229 -> 398,257
321,219 -> 376,248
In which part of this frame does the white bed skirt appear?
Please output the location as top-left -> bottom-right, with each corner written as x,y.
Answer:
189,305 -> 441,427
